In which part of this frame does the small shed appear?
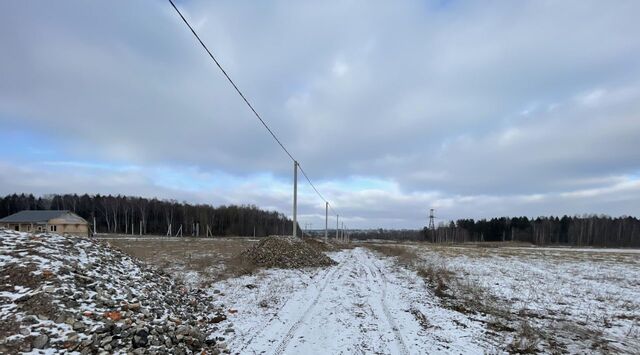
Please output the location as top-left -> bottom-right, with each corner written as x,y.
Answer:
0,210 -> 89,236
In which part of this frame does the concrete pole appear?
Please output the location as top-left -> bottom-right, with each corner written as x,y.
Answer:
325,202 -> 328,239
336,214 -> 339,239
293,161 -> 298,238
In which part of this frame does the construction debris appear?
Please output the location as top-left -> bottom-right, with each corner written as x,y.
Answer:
239,236 -> 337,269
0,229 -> 232,354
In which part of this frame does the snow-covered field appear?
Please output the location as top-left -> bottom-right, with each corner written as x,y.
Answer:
410,244 -> 640,354
105,236 -> 640,354
210,247 -> 496,354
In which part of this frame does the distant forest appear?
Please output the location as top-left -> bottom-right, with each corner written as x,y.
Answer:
426,216 -> 640,247
350,216 -> 640,247
0,193 -> 297,237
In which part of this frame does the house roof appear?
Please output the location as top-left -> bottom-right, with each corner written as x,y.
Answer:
0,210 -> 84,223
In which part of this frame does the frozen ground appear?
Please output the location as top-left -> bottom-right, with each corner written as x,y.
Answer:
410,244 -> 640,354
23,234 -> 637,354
210,247 -> 496,354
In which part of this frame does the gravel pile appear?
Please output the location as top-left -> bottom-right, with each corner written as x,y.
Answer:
239,236 -> 337,269
302,237 -> 337,252
0,229 -> 233,354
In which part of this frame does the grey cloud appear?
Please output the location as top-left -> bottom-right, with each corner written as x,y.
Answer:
1,0 -> 640,227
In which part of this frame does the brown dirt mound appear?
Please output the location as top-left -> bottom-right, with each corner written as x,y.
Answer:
302,237 -> 337,252
240,236 -> 337,269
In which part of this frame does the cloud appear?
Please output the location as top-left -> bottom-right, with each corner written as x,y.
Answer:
1,0 -> 640,227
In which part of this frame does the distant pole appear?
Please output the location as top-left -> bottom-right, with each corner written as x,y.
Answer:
336,215 -> 339,239
139,220 -> 142,236
429,208 -> 435,231
325,202 -> 328,239
93,217 -> 97,236
293,161 -> 298,238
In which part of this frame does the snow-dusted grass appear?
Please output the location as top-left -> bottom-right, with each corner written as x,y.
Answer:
411,244 -> 640,354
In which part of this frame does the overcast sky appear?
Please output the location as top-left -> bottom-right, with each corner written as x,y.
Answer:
1,0 -> 639,228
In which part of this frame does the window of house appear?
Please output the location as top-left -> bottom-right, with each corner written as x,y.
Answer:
50,225 -> 57,232
14,225 -> 19,231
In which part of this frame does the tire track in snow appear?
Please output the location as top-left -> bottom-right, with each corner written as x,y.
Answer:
272,260 -> 348,355
235,267 -> 327,353
363,251 -> 410,355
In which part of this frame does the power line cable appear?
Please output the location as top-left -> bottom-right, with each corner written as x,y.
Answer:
298,165 -> 328,203
167,0 -> 339,217
168,0 -> 294,162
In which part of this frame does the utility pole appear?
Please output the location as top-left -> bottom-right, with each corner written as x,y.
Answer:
336,215 -> 339,239
325,202 -> 328,239
293,161 -> 298,238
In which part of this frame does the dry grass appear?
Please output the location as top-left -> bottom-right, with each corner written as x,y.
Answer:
366,242 -> 573,353
507,321 -> 542,354
101,236 -> 258,282
365,244 -> 418,266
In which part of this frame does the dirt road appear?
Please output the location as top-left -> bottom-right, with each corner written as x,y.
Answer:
218,247 -> 490,354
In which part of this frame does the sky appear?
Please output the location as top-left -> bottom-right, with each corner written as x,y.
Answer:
1,0 -> 640,229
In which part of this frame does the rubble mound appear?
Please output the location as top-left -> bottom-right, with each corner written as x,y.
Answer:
0,229 -> 230,354
240,236 -> 337,269
303,237 -> 337,252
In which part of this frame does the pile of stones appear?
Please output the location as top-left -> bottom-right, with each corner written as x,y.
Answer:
302,237 -> 338,252
239,236 -> 337,269
0,229 -> 232,354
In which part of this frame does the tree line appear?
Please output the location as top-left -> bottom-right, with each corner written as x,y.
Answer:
349,229 -> 423,241
0,193 -> 298,237
424,215 -> 640,247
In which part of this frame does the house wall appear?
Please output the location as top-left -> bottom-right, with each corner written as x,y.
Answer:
0,223 -> 44,233
48,216 -> 90,237
48,222 -> 89,236
1,222 -> 88,236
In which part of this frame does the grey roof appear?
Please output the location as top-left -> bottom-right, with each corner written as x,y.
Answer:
0,210 -> 74,223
